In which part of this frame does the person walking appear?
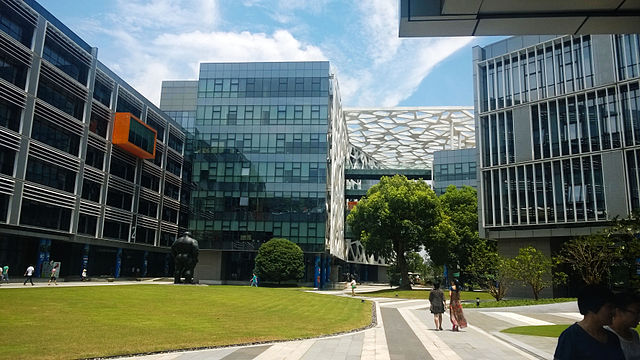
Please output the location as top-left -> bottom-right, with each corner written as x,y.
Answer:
449,279 -> 467,331
48,265 -> 58,285
81,268 -> 87,282
250,273 -> 258,287
0,266 -> 3,283
429,281 -> 445,330
605,291 -> 640,360
350,278 -> 357,296
2,265 -> 8,283
554,284 -> 624,359
23,265 -> 35,286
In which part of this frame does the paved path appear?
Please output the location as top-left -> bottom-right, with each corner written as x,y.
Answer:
1,281 -> 575,359
115,285 -> 576,360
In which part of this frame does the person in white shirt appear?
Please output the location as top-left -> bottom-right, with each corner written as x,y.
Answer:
605,291 -> 640,360
23,265 -> 35,286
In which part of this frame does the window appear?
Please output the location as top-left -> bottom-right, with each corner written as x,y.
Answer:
37,77 -> 85,120
166,158 -> 181,177
0,146 -> 15,176
81,179 -> 101,202
77,214 -> 97,236
136,226 -> 155,245
20,199 -> 71,231
103,220 -> 129,241
146,117 -> 165,142
25,157 -> 76,192
127,117 -> 155,155
31,115 -> 80,155
164,182 -> 179,200
0,98 -> 21,132
93,81 -> 111,107
109,157 -> 135,182
89,112 -> 108,138
140,171 -> 160,191
168,133 -> 183,153
85,146 -> 104,170
162,206 -> 177,222
160,231 -> 175,247
42,40 -> 88,84
0,52 -> 28,89
106,188 -> 132,211
138,198 -> 158,218
0,2 -> 34,47
116,95 -> 141,119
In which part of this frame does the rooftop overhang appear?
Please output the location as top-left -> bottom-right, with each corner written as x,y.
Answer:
399,0 -> 640,37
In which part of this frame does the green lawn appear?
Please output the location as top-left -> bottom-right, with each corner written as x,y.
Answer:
462,298 -> 576,308
502,323 -> 640,337
0,285 -> 371,360
361,288 -> 494,301
502,324 -> 570,337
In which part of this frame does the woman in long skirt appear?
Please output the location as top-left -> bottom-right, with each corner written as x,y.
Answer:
449,279 -> 468,331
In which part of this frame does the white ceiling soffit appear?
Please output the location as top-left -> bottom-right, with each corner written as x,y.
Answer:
400,0 -> 640,37
344,107 -> 475,169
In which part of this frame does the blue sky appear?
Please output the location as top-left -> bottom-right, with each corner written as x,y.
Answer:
38,0 -> 503,108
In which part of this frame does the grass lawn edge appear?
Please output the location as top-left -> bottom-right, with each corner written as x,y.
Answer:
91,295 -> 379,359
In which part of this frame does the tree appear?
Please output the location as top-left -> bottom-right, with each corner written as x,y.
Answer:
439,185 -> 480,285
602,211 -> 640,290
347,175 -> 450,290
557,234 -> 622,285
466,239 -> 514,301
254,238 -> 304,284
511,246 -> 560,300
387,251 -> 427,286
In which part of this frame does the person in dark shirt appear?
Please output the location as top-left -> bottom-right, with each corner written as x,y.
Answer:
554,284 -> 625,360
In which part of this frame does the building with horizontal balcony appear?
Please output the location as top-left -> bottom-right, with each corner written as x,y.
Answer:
0,0 -> 189,279
474,34 -> 640,295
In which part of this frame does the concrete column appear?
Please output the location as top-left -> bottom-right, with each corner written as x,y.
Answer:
602,150 -> 629,219
592,35 -> 616,87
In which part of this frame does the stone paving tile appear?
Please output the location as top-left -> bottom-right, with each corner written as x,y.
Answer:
220,345 -> 271,360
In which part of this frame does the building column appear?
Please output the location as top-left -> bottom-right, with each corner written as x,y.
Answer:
142,251 -> 148,277
115,248 -> 122,278
81,244 -> 90,275
35,239 -> 51,278
314,254 -> 321,288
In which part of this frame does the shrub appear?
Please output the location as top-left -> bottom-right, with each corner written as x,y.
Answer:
254,238 -> 304,284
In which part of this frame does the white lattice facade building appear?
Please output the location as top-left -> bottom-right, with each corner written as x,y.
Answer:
344,107 -> 475,169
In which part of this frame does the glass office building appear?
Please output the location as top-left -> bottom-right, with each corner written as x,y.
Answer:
161,62 -> 348,284
432,148 -> 477,195
0,0 -> 188,279
474,34 -> 640,295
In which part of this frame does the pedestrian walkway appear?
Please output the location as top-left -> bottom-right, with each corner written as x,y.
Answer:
120,286 -> 577,360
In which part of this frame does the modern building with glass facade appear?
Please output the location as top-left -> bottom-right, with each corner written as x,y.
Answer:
432,148 -> 477,195
161,62 -> 348,285
0,0 -> 188,279
474,34 -> 640,295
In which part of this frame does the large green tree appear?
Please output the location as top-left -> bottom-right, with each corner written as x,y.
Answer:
466,239 -> 514,300
511,246 -> 561,300
347,175 -> 451,289
439,185 -> 480,284
254,238 -> 304,284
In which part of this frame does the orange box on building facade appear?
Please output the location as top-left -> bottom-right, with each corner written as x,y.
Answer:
113,112 -> 157,159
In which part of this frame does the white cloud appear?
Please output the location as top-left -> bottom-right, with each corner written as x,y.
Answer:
84,0 -> 470,108
336,1 -> 472,106
113,0 -> 218,31
101,28 -> 326,104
